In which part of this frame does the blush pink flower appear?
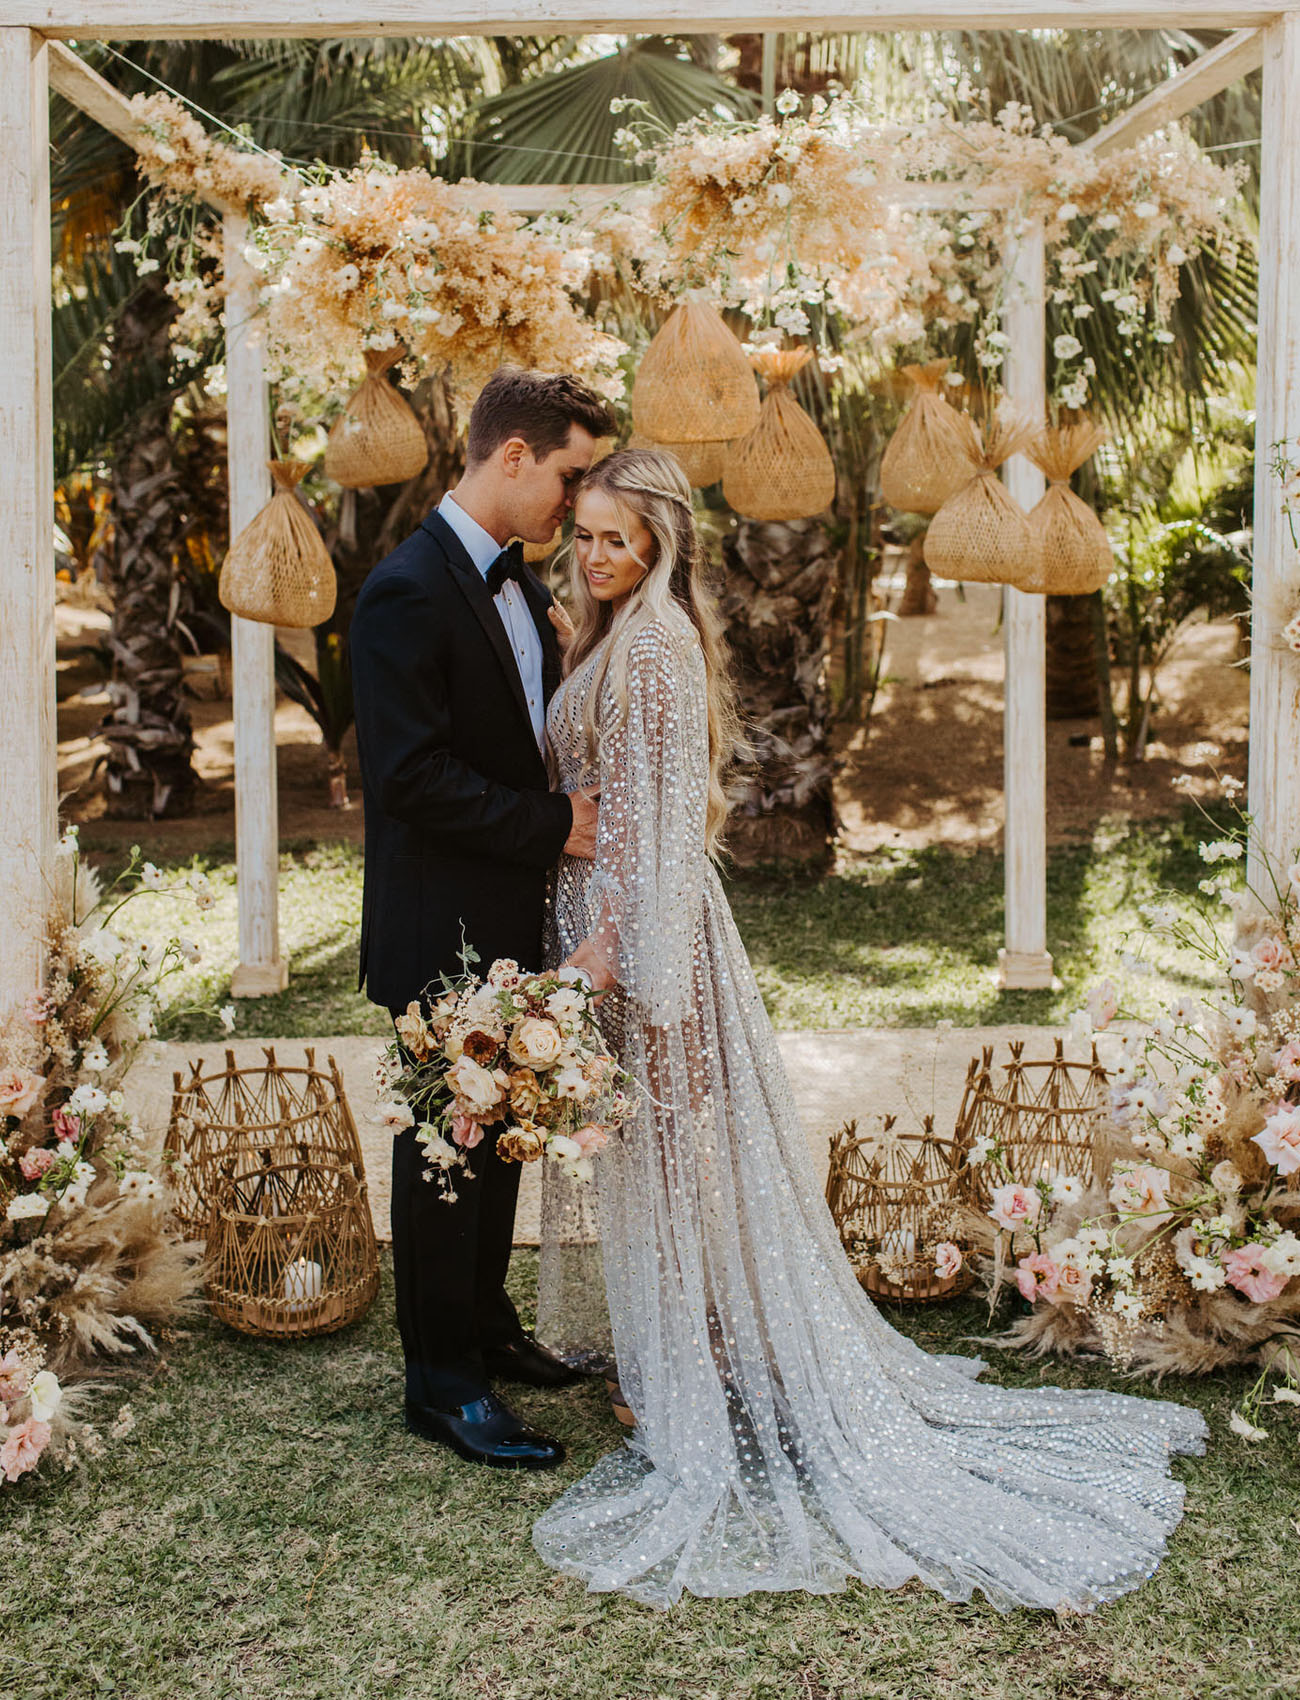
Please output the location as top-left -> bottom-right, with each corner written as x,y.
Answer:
1254,1104 -> 1300,1176
988,1183 -> 1043,1234
1223,1244 -> 1289,1304
1085,979 -> 1119,1030
1015,1253 -> 1061,1303
0,1349 -> 29,1406
0,1066 -> 43,1121
450,1113 -> 485,1149
1108,1162 -> 1174,1223
18,1147 -> 57,1182
22,992 -> 53,1025
572,1123 -> 609,1156
0,1416 -> 50,1482
1273,1039 -> 1300,1082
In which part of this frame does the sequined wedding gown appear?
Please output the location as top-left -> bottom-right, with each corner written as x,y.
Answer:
533,606 -> 1205,1611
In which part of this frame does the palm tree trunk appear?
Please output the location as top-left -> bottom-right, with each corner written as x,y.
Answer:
1044,593 -> 1101,720
101,278 -> 196,819
720,517 -> 838,869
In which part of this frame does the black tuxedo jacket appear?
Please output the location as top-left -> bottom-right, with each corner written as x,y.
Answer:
350,509 -> 573,1011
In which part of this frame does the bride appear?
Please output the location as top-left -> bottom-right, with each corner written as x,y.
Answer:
534,446 -> 1205,1612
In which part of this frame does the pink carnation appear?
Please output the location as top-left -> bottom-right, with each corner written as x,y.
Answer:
18,1147 -> 57,1182
1223,1244 -> 1288,1304
450,1113 -> 485,1149
0,1416 -> 50,1482
988,1183 -> 1042,1234
0,1349 -> 29,1405
51,1106 -> 80,1143
933,1241 -> 963,1281
1015,1253 -> 1061,1303
1254,1104 -> 1300,1176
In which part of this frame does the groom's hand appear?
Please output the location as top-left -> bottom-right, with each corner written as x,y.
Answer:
563,789 -> 599,860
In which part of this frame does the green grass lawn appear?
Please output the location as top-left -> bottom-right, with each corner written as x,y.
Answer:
6,1252 -> 1294,1700
85,810 -> 1231,1044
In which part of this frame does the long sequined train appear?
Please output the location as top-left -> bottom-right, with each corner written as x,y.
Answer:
534,606 -> 1206,1611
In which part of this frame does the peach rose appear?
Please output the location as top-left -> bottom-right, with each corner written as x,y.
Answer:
394,1002 -> 434,1060
1108,1162 -> 1174,1223
1251,934 -> 1295,975
0,1066 -> 43,1121
507,1067 -> 545,1118
497,1123 -> 545,1164
450,1113 -> 485,1150
1,1416 -> 50,1482
572,1123 -> 609,1157
0,1349 -> 30,1405
988,1184 -> 1043,1235
507,1016 -> 564,1071
933,1241 -> 963,1280
1048,1261 -> 1094,1305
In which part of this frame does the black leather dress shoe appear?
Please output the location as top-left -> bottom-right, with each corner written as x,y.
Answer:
404,1394 -> 565,1470
484,1334 -> 588,1389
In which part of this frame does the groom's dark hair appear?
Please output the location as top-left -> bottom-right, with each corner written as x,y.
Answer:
465,367 -> 616,466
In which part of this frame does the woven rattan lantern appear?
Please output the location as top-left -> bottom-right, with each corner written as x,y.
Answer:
218,460 -> 337,629
164,1047 -> 368,1238
923,415 -> 1035,585
880,360 -> 982,515
723,348 -> 836,522
825,1116 -> 975,1303
954,1040 -> 1110,1209
324,347 -> 429,489
206,1162 -> 379,1339
1020,421 -> 1113,595
631,299 -> 760,444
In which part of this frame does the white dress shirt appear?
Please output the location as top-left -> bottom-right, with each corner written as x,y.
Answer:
437,491 -> 546,754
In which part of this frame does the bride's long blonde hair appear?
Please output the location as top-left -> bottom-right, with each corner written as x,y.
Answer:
562,448 -> 739,853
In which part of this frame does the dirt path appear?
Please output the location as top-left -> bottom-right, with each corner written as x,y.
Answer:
57,578 -> 1248,858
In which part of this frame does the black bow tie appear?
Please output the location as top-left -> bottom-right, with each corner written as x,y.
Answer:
484,542 -> 525,599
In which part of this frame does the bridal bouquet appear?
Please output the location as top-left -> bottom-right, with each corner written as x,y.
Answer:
377,954 -> 636,1203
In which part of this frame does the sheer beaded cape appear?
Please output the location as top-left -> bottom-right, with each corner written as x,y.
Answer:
534,605 -> 1206,1612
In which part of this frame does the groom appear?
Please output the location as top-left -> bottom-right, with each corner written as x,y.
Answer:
350,367 -> 616,1469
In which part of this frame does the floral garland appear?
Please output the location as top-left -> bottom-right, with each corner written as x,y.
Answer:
608,90 -> 1245,410
0,830 -> 216,1487
126,93 -> 626,416
970,797 -> 1300,1423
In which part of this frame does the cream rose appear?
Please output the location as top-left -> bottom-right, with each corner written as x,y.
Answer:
445,1056 -> 507,1118
508,1016 -> 564,1071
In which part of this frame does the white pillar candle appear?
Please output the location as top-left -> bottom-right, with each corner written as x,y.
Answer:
878,1228 -> 917,1263
284,1257 -> 323,1309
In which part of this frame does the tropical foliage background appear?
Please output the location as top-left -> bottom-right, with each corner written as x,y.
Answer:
52,29 -> 1260,856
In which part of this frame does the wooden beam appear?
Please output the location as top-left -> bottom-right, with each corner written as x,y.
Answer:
998,217 -> 1054,993
18,4 -> 1282,42
224,210 -> 287,998
0,28 -> 56,1017
46,38 -> 140,147
1085,28 -> 1265,157
1248,13 -> 1300,890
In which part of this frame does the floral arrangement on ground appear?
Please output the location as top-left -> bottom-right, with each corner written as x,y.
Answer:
376,951 -> 635,1202
0,832 -> 219,1487
967,801 -> 1300,1417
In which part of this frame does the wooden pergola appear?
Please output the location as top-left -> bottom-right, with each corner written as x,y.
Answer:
1,7 -> 1295,1017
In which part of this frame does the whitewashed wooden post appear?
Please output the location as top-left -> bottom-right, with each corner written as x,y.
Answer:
1249,11 -> 1300,893
0,28 -> 56,1016
224,210 -> 287,996
998,216 -> 1055,989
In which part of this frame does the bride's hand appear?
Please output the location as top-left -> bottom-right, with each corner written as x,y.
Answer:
548,599 -> 575,651
563,938 -> 616,1000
